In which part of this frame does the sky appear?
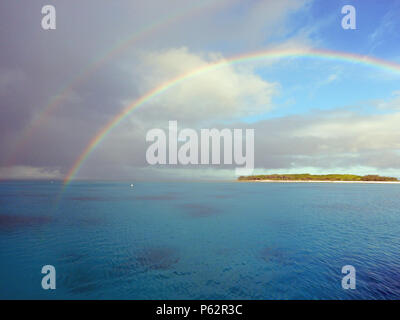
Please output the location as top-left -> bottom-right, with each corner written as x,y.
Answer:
1,0 -> 400,181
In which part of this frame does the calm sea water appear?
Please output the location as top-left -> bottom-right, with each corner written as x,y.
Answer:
1,180 -> 400,299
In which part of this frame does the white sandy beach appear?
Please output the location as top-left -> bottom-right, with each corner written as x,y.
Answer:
241,180 -> 400,184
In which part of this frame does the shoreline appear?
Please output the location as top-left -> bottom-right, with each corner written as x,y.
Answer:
238,180 -> 400,184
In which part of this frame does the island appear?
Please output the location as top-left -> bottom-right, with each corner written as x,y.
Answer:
238,174 -> 399,183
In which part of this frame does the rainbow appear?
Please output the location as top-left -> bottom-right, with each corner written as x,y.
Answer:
63,47 -> 400,185
3,0 -> 226,168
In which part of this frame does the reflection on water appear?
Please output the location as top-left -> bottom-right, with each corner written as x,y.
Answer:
179,203 -> 221,217
69,196 -> 110,201
136,247 -> 180,270
259,247 -> 291,265
109,256 -> 138,278
134,195 -> 177,201
58,252 -> 87,264
61,265 -> 101,294
0,214 -> 52,229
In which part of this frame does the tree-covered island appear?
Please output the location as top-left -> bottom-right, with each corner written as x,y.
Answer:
238,174 -> 399,182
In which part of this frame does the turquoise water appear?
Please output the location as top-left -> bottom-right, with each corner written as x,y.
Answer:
1,181 -> 400,299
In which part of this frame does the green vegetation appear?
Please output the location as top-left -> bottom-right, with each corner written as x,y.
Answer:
238,174 -> 399,182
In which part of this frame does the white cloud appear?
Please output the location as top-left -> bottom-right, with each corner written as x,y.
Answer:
131,47 -> 279,124
290,112 -> 400,151
368,8 -> 398,53
0,166 -> 62,179
376,91 -> 400,110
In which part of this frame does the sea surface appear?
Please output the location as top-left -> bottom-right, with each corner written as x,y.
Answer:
1,180 -> 400,299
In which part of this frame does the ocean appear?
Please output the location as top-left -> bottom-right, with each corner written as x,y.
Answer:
1,180 -> 400,299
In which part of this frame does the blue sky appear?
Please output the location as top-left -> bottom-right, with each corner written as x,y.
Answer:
248,0 -> 400,120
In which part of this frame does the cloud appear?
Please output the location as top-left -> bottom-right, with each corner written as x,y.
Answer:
250,110 -> 400,172
0,166 -> 62,180
0,0 -> 314,179
130,47 -> 279,124
368,7 -> 399,53
142,0 -> 313,52
3,0 -> 399,181
64,107 -> 400,181
376,91 -> 400,110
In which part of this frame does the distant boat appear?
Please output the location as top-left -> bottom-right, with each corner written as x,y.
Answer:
130,184 -> 134,188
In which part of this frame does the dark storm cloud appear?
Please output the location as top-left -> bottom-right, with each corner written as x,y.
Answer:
1,0 -> 398,180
